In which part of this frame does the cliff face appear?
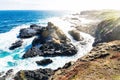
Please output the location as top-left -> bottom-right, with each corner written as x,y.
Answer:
51,40 -> 120,80
68,10 -> 120,45
81,10 -> 120,46
93,18 -> 120,46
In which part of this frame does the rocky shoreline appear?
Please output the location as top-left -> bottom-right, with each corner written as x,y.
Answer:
51,40 -> 120,80
1,10 -> 120,80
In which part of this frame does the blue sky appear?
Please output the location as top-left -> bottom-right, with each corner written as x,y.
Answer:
0,0 -> 120,10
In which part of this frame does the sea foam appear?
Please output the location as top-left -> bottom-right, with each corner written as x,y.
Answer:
0,17 -> 94,78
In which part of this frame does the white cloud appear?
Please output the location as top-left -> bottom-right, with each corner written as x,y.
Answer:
0,0 -> 120,10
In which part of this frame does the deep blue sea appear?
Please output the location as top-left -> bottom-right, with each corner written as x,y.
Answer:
0,10 -> 66,33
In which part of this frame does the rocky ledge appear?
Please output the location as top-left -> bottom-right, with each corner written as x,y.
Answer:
14,68 -> 54,80
12,40 -> 120,80
51,40 -> 120,80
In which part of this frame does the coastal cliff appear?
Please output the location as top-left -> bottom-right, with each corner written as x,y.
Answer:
1,10 -> 120,80
50,10 -> 120,80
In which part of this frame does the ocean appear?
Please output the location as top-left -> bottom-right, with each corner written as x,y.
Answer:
0,10 -> 94,75
0,10 -> 66,33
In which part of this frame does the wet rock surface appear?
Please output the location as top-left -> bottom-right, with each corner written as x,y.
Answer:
36,59 -> 53,66
9,40 -> 23,50
22,22 -> 77,58
23,41 -> 77,58
14,68 -> 54,80
19,28 -> 37,38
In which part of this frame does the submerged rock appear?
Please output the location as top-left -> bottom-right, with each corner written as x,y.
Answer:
9,40 -> 23,50
36,59 -> 53,66
14,68 -> 54,80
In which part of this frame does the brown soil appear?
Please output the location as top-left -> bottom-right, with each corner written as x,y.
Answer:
50,40 -> 120,80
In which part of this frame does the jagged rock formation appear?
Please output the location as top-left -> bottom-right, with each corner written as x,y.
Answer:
22,22 -> 77,58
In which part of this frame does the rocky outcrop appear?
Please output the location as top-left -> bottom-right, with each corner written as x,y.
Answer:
19,24 -> 42,38
62,62 -> 74,69
93,18 -> 120,46
14,68 -> 54,80
68,30 -> 83,41
36,59 -> 53,66
23,41 -> 77,58
9,40 -> 23,50
51,40 -> 120,80
22,47 -> 42,58
23,22 -> 77,58
30,24 -> 42,34
19,28 -> 37,38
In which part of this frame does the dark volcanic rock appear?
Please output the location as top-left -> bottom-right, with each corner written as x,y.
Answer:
36,59 -> 53,66
63,62 -> 72,69
23,47 -> 43,58
19,28 -> 37,38
23,41 -> 77,58
30,24 -> 42,34
39,42 -> 77,57
9,40 -> 23,50
14,68 -> 54,80
30,24 -> 40,28
23,22 -> 77,58
69,30 -> 83,41
32,37 -> 46,46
